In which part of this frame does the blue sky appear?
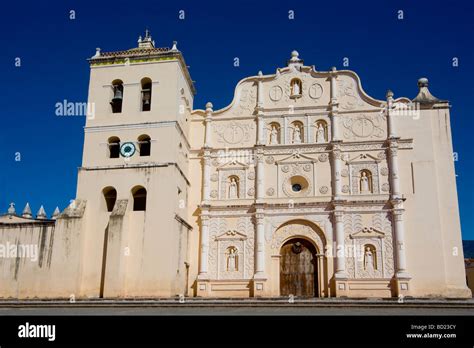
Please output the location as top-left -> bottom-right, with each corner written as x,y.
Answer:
0,0 -> 473,239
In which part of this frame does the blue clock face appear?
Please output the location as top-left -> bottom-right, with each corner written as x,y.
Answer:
120,142 -> 136,157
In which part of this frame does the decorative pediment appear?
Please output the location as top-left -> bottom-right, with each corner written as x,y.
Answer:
217,159 -> 249,171
346,153 -> 381,164
350,227 -> 385,239
276,150 -> 316,164
215,230 -> 248,241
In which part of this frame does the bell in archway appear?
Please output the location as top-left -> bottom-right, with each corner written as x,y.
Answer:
112,87 -> 123,103
143,92 -> 150,105
142,90 -> 151,105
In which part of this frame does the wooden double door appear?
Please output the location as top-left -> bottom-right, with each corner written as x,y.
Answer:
280,238 -> 318,297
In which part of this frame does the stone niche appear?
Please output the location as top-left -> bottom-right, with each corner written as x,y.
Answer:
208,217 -> 255,280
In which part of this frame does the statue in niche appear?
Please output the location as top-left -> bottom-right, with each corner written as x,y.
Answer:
293,125 -> 302,144
227,247 -> 238,271
360,172 -> 370,193
270,125 -> 279,145
364,246 -> 375,272
316,123 -> 326,143
228,177 -> 238,199
291,79 -> 301,96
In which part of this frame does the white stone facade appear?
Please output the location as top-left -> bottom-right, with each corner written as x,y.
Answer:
0,36 -> 470,299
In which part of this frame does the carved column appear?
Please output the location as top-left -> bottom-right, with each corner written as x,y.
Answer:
388,141 -> 400,198
386,90 -> 396,139
329,67 -> 340,141
331,143 -> 342,199
305,114 -> 310,143
257,113 -> 264,145
333,210 -> 347,278
202,150 -> 211,201
198,215 -> 210,278
204,102 -> 213,147
283,116 -> 288,144
256,151 -> 265,200
392,207 -> 408,278
254,212 -> 266,278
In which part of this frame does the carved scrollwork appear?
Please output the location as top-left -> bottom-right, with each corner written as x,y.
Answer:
213,120 -> 255,146
342,114 -> 385,140
265,156 -> 275,164
233,86 -> 257,116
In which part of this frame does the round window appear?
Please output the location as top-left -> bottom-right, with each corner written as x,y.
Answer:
292,184 -> 302,192
285,175 -> 309,196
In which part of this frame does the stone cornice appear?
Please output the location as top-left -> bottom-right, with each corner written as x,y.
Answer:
79,162 -> 191,186
89,50 -> 196,95
189,138 -> 413,155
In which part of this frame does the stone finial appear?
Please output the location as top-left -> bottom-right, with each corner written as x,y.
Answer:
290,50 -> 299,61
205,102 -> 213,112
331,66 -> 337,72
418,77 -> 429,88
52,207 -> 60,219
258,70 -> 263,77
36,205 -> 47,219
287,50 -> 304,67
171,41 -> 178,51
7,202 -> 15,215
386,89 -> 394,99
22,203 -> 32,218
412,77 -> 442,104
138,30 -> 155,49
93,47 -> 101,58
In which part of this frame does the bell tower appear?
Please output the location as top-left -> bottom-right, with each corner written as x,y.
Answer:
75,31 -> 195,298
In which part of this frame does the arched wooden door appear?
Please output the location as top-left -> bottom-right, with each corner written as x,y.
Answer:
280,238 -> 318,297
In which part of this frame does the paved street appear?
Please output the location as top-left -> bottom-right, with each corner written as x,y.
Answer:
1,298 -> 473,315
0,306 -> 472,315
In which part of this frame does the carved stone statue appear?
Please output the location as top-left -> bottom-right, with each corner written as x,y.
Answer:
270,125 -> 278,145
316,124 -> 325,143
291,81 -> 301,96
227,248 -> 238,271
228,177 -> 238,199
293,125 -> 302,144
364,247 -> 374,272
360,172 -> 370,193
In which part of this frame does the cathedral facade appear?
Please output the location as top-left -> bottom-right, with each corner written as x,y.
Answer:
0,33 -> 471,299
